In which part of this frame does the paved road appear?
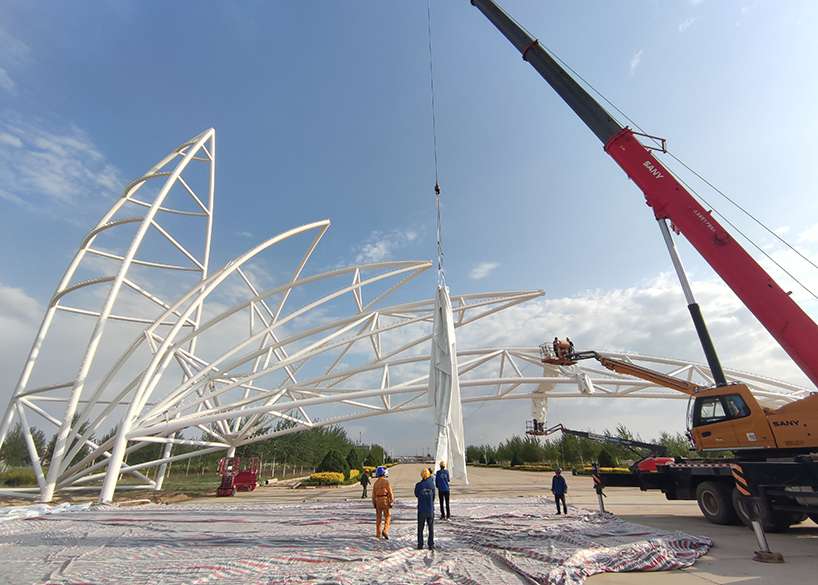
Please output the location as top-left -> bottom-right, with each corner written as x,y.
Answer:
188,464 -> 817,584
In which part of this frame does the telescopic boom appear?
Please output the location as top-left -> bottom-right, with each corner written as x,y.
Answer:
470,0 -> 818,388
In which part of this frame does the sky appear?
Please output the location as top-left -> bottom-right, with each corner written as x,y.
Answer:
2,0 -> 818,456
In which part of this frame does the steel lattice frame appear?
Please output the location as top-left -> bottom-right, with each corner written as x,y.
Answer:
0,130 -> 810,503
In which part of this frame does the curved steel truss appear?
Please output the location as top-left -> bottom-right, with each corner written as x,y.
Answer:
0,129 -> 809,502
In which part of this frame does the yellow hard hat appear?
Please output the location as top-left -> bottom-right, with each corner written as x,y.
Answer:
421,468 -> 431,480
439,461 -> 445,468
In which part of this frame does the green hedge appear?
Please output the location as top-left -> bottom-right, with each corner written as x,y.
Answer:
1,469 -> 38,487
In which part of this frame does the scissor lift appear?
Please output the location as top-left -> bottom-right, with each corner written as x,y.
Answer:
216,456 -> 259,496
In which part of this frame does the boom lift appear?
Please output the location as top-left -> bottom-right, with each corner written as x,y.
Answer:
525,422 -> 671,470
470,0 -> 818,539
541,344 -> 818,456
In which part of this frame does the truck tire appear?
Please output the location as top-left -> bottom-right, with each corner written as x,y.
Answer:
696,481 -> 737,525
731,487 -> 797,533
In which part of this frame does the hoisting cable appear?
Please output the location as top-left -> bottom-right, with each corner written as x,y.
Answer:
664,153 -> 818,302
539,41 -> 818,302
427,0 -> 444,287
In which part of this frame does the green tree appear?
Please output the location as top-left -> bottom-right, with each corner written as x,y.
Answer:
510,451 -> 524,467
0,423 -> 46,466
598,446 -> 617,468
317,449 -> 351,479
45,415 -> 94,468
364,444 -> 385,466
346,447 -> 362,473
658,431 -> 693,458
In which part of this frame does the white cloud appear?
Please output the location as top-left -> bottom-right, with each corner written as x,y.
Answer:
470,262 -> 498,280
679,18 -> 695,32
457,272 -> 810,387
629,50 -> 643,76
0,131 -> 22,147
446,270 -> 813,443
0,27 -> 31,96
0,283 -> 44,403
797,224 -> 818,243
0,115 -> 123,217
0,27 -> 32,66
353,228 -> 422,264
0,67 -> 16,94
236,230 -> 254,238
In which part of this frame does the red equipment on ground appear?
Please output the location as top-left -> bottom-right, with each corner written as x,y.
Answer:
216,456 -> 259,496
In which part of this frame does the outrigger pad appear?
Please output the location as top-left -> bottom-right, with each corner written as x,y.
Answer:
753,550 -> 785,563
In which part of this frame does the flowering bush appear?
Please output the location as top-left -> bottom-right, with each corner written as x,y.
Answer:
308,472 -> 345,486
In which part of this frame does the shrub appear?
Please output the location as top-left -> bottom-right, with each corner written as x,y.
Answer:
598,447 -> 617,468
349,468 -> 360,480
308,472 -> 344,486
346,448 -> 362,474
317,449 -> 351,479
1,469 -> 37,487
510,451 -> 524,467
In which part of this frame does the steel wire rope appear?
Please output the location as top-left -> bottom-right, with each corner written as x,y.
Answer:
539,42 -> 818,302
427,0 -> 445,287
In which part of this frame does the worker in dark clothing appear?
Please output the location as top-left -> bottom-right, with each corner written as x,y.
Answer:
553,337 -> 561,358
551,467 -> 568,515
360,469 -> 370,499
435,461 -> 451,520
415,467 -> 435,550
566,337 -> 575,358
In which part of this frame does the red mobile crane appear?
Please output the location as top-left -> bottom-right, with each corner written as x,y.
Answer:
470,0 -> 818,544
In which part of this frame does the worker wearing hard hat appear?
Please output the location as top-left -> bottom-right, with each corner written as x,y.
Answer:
371,466 -> 394,539
551,467 -> 568,515
435,461 -> 451,520
415,467 -> 436,550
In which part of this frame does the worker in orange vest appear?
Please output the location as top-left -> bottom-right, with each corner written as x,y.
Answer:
371,466 -> 394,539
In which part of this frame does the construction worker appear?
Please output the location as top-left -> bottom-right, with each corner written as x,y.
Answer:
360,468 -> 370,499
371,466 -> 394,539
415,467 -> 435,550
435,461 -> 450,520
566,337 -> 575,358
551,467 -> 568,515
553,337 -> 560,358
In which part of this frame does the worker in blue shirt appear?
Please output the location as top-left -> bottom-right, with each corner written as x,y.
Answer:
435,461 -> 451,520
415,467 -> 436,550
551,467 -> 568,515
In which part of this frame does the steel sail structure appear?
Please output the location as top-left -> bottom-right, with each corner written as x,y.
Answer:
0,130 -> 809,503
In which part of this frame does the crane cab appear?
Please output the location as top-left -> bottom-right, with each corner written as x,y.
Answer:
687,384 -> 818,453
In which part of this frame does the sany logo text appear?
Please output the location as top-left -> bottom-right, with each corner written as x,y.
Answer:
643,161 -> 664,179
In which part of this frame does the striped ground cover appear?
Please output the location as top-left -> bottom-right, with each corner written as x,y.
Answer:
0,497 -> 710,584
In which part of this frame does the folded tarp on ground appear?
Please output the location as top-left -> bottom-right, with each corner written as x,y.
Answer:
0,497 -> 711,585
0,502 -> 91,524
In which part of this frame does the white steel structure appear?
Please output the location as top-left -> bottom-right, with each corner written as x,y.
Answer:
0,130 -> 810,503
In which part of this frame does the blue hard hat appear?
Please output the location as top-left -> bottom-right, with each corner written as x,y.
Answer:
556,467 -> 562,473
376,466 -> 386,477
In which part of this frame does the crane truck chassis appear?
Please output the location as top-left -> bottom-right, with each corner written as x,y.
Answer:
527,415 -> 818,531
539,344 -> 818,532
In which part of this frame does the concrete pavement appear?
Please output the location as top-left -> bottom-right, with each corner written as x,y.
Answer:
190,463 -> 818,584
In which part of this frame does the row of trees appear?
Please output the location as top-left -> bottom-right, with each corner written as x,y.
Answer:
465,425 -> 704,469
0,417 -> 391,478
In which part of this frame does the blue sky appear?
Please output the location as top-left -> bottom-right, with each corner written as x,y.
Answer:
2,0 -> 818,454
